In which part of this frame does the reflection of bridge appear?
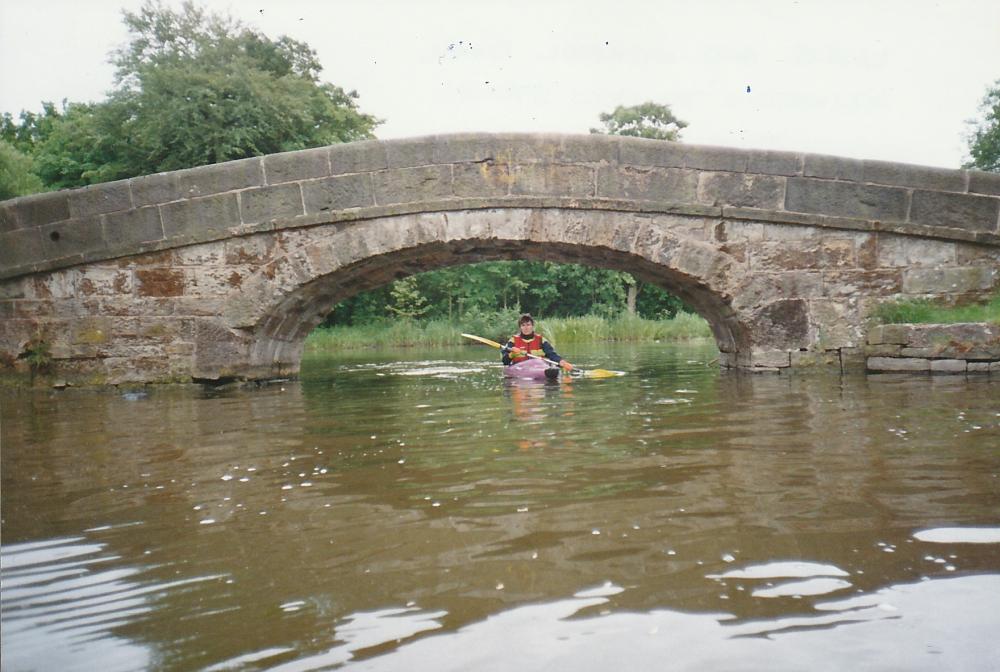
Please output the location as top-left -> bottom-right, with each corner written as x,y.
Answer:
1,133 -> 998,384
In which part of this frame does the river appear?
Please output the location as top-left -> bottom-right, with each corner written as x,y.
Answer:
2,341 -> 999,671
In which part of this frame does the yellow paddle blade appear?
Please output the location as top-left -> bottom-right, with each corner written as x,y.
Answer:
580,368 -> 625,378
461,333 -> 504,349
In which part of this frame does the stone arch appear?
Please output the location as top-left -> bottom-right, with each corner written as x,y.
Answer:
218,208 -> 752,378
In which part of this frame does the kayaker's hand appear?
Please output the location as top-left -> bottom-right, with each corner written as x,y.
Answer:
560,360 -> 573,371
510,347 -> 525,357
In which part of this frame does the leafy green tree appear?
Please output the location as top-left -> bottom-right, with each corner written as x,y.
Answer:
386,277 -> 429,319
0,140 -> 44,199
4,0 -> 380,190
590,101 -> 687,141
966,79 -> 1000,172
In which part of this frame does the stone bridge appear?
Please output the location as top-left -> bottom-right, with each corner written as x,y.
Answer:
1,133 -> 998,385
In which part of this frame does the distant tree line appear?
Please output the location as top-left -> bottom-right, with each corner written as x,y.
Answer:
324,261 -> 690,326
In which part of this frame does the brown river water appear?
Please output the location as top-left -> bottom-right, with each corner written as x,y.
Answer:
2,341 -> 999,671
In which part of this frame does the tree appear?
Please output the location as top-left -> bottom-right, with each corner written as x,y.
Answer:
589,101 -> 687,141
4,0 -> 381,191
966,79 -> 1000,172
0,140 -> 44,199
386,277 -> 429,319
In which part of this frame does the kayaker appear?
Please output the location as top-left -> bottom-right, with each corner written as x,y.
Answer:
502,314 -> 573,372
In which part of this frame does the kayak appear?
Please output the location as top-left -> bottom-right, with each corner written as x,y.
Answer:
503,358 -> 560,380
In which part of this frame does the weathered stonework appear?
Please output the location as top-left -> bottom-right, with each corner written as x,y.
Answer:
1,133 -> 999,385
866,323 -> 1000,374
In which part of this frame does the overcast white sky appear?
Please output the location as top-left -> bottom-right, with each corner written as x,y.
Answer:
2,0 -> 998,169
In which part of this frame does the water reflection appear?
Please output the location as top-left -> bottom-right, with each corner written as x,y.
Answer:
2,343 -> 999,670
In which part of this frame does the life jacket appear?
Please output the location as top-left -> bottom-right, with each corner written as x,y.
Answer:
510,333 -> 545,363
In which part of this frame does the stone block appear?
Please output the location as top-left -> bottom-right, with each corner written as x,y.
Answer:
802,154 -> 864,181
240,183 -> 304,223
0,229 -> 43,273
751,350 -> 791,368
868,324 -> 910,345
429,134 -> 505,164
909,190 -> 999,233
16,191 -> 71,228
968,170 -> 1000,196
0,202 -> 19,233
596,166 -> 697,202
372,165 -> 452,205
178,157 -> 264,198
785,178 -> 907,221
160,193 -> 241,240
902,267 -> 995,294
698,173 -> 784,209
864,343 -> 902,357
453,162 -> 512,197
73,268 -> 133,297
303,173 -> 374,213
967,362 -> 991,373
747,150 -> 801,176
930,359 -> 967,373
103,206 -> 165,248
330,140 -> 388,174
40,217 -> 106,261
385,137 -> 437,168
510,164 -> 594,197
263,147 -> 330,185
489,134 -> 616,165
68,180 -> 132,218
749,299 -> 810,349
862,160 -> 965,192
618,137 -> 686,168
136,268 -> 185,297
990,362 -> 1000,374
867,357 -> 930,372
130,171 -> 183,207
684,146 -> 748,172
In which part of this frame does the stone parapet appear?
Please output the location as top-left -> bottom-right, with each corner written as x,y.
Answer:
3,133 -> 999,280
866,322 -> 1000,374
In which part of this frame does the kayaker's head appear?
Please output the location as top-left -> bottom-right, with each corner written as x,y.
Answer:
518,313 -> 535,337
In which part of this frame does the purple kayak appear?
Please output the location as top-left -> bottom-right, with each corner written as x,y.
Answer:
503,358 -> 560,380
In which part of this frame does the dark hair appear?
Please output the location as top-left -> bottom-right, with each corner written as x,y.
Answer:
518,313 -> 534,324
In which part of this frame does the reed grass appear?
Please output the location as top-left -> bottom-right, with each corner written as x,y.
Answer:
873,290 -> 1000,325
305,312 -> 712,351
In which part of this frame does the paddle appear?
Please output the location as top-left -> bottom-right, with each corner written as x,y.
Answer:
460,333 -> 622,379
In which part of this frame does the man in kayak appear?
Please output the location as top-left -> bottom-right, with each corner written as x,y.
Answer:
502,314 -> 574,372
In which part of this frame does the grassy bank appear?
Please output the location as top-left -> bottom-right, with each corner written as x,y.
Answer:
305,312 -> 712,351
873,290 -> 1000,325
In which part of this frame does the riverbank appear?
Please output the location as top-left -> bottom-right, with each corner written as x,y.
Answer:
304,313 -> 712,351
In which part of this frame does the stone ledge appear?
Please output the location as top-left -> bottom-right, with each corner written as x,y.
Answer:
866,321 -> 1000,374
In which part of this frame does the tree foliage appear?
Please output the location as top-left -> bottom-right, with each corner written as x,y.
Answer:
1,0 -> 380,192
966,79 -> 1000,172
0,140 -> 44,200
323,261 -> 688,327
589,101 -> 687,141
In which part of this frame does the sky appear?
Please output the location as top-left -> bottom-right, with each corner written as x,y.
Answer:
1,0 -> 998,169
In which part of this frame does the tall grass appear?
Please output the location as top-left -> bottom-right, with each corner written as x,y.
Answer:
305,312 -> 712,351
873,290 -> 1000,325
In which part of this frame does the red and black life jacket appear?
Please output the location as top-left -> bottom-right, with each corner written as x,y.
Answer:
510,333 -> 545,363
